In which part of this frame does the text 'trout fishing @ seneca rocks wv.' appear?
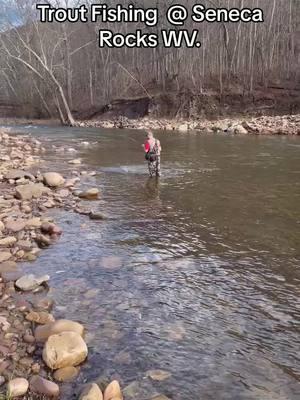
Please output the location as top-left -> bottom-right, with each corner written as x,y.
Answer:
36,3 -> 264,48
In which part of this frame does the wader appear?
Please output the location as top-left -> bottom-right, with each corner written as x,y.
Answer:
148,155 -> 161,177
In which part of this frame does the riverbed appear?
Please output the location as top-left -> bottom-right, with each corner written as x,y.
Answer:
9,125 -> 300,399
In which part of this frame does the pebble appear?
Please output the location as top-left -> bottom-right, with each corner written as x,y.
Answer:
15,274 -> 50,291
0,260 -> 18,273
80,382 -> 103,400
104,380 -> 123,400
68,158 -> 82,165
7,377 -> 29,398
31,363 -> 41,374
89,211 -> 107,220
53,366 -> 79,382
26,311 -> 55,324
146,370 -> 172,381
35,319 -> 84,342
0,252 -> 12,263
30,375 -> 60,397
0,236 -> 17,246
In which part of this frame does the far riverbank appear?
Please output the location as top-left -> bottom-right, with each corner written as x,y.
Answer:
1,113 -> 299,136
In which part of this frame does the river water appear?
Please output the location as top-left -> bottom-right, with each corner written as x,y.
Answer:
12,126 -> 300,399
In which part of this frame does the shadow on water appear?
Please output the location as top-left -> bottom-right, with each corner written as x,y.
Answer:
11,125 -> 300,399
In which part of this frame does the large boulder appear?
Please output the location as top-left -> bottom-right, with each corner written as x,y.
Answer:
7,378 -> 29,398
15,183 -> 48,200
15,274 -> 50,291
35,319 -> 84,342
104,381 -> 123,400
30,376 -> 59,397
43,172 -> 65,188
80,383 -> 103,400
42,331 -> 88,369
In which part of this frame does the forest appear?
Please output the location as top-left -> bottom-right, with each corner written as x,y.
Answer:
0,0 -> 299,125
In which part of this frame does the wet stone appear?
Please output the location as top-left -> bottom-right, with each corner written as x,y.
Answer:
7,377 -> 29,398
15,274 -> 50,291
1,271 -> 23,283
30,375 -> 60,397
146,370 -> 172,381
0,252 -> 12,263
79,382 -> 103,400
26,311 -> 55,325
0,261 -> 18,273
53,366 -> 79,382
5,218 -> 26,232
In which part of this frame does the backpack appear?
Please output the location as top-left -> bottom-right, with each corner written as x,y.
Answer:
145,140 -> 158,162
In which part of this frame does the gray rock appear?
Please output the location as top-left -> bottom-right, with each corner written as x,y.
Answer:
5,218 -> 26,233
43,172 -> 65,188
0,236 -> 17,247
25,217 -> 42,228
89,212 -> 107,221
5,170 -> 35,181
15,183 -> 49,200
79,383 -> 102,400
1,271 -> 23,282
68,158 -> 81,165
0,260 -> 17,273
65,178 -> 80,188
10,150 -> 24,159
78,188 -> 100,200
15,274 -> 50,291
35,234 -> 52,248
234,124 -> 248,134
7,378 -> 29,398
16,240 -> 33,251
0,252 -> 12,263
29,376 -> 59,397
146,370 -> 172,381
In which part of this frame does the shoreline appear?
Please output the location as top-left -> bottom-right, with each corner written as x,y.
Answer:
75,114 -> 300,136
0,129 -> 121,399
0,113 -> 299,136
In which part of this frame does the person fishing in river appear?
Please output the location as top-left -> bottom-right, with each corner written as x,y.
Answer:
143,131 -> 162,177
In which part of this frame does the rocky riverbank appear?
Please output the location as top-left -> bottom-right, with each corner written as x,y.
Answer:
75,114 -> 300,135
1,113 -> 299,136
0,129 -> 122,399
